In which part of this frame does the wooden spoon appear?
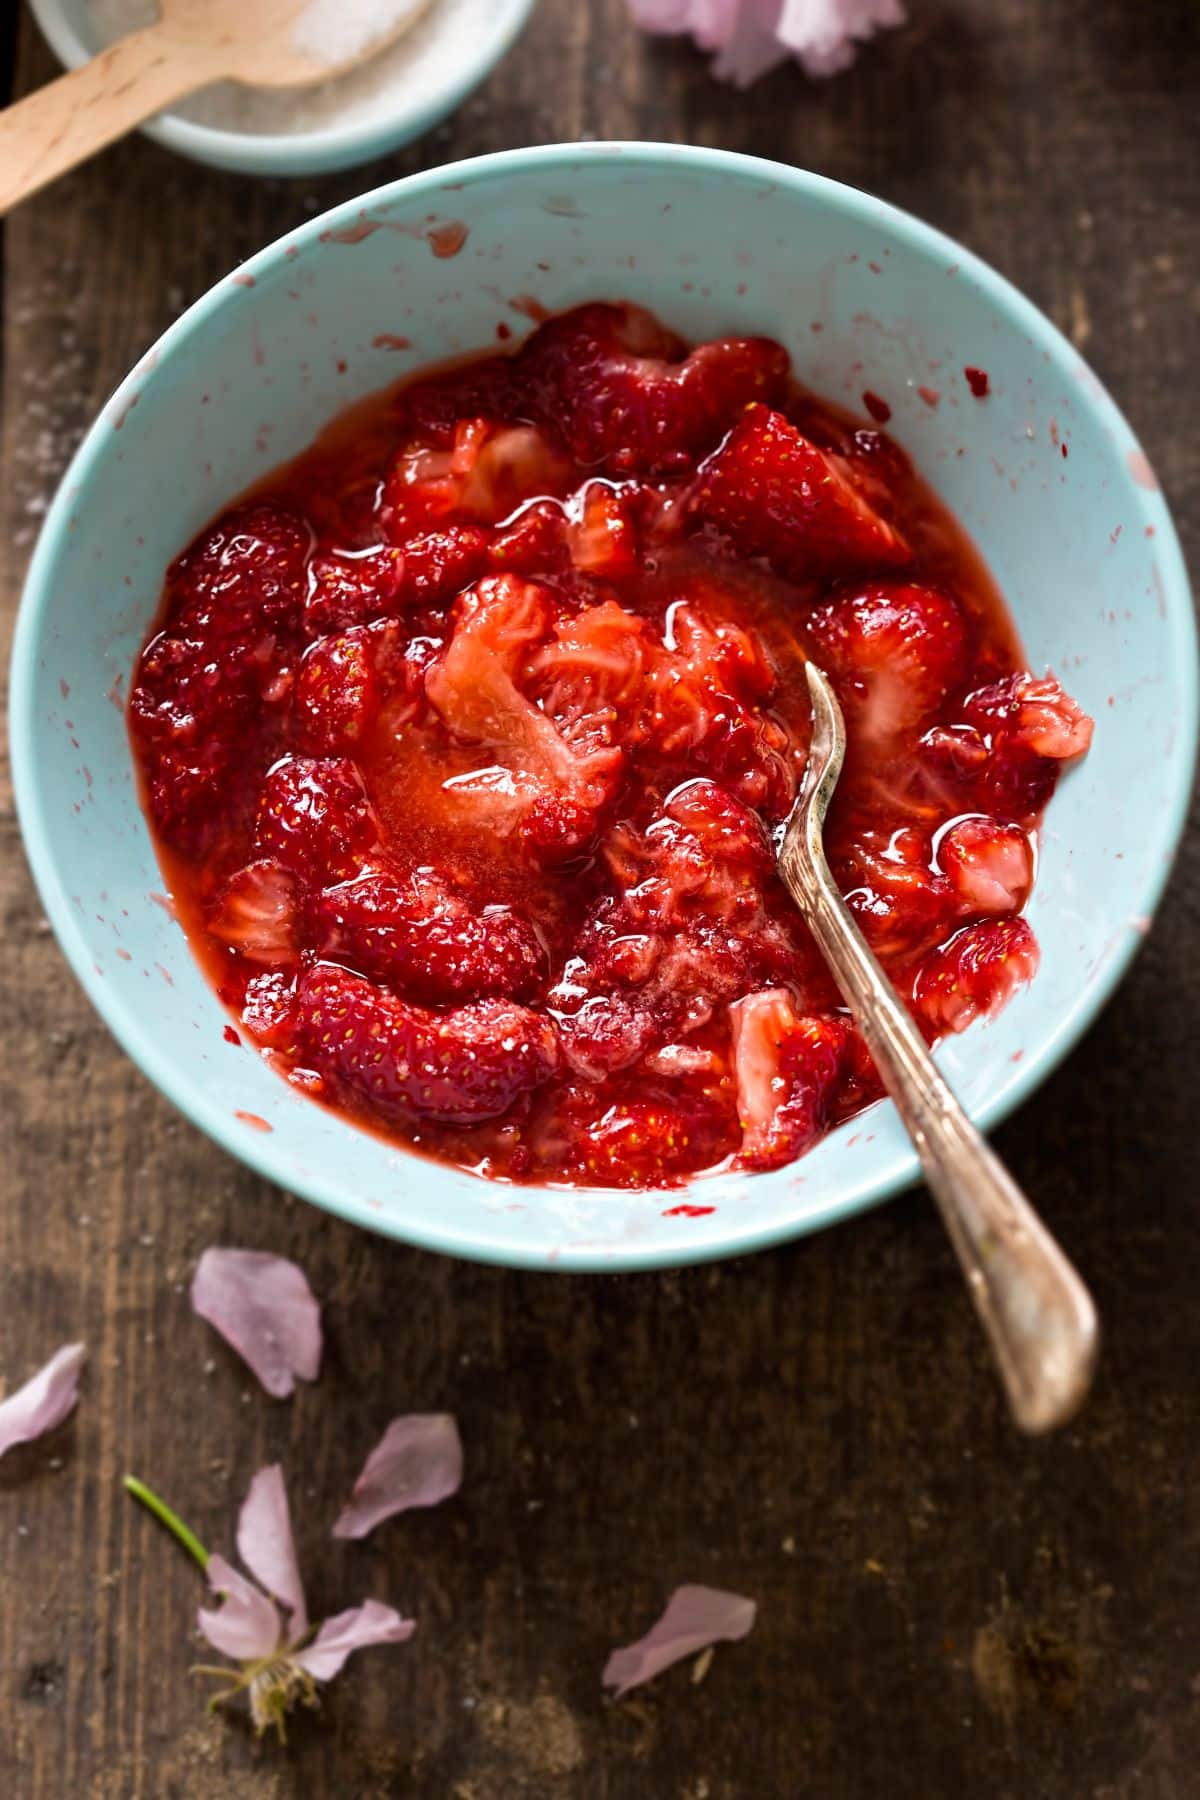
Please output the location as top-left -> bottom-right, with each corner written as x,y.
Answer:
778,662 -> 1098,1433
0,0 -> 433,214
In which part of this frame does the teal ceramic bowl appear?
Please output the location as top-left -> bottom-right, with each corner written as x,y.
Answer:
10,144 -> 1197,1269
29,0 -> 535,178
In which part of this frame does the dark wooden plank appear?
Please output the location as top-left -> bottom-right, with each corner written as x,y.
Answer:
1,1 -> 1198,1794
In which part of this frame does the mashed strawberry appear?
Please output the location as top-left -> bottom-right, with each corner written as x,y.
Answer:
128,304 -> 1092,1188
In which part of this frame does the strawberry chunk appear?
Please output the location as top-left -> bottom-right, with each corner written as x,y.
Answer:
303,531 -> 490,639
693,406 -> 909,580
241,970 -> 298,1048
396,355 -> 519,447
302,549 -> 404,637
138,739 -> 237,839
207,859 -> 299,967
937,816 -> 1033,915
399,524 -> 491,607
641,604 -> 792,814
655,913 -> 798,1013
426,575 -> 625,844
168,501 -> 312,640
517,303 -> 790,475
488,500 -> 570,577
601,785 -> 774,931
293,964 -> 558,1125
841,1023 -> 886,1110
130,624 -> 283,838
313,866 -> 543,1004
663,778 -> 774,878
965,671 -> 1094,762
518,793 -> 603,867
563,1088 -> 734,1188
730,989 -> 849,1171
543,1072 -> 734,1188
254,755 -> 378,884
833,827 -> 958,961
384,420 -> 570,534
132,624 -> 277,741
804,583 -> 970,746
921,723 -> 990,780
554,993 -> 660,1079
426,573 -> 549,743
454,424 -> 571,523
524,597 -> 647,720
566,819 -> 803,1048
600,813 -> 735,929
566,481 -> 641,576
131,503 -> 313,839
962,672 -> 1094,819
292,626 -> 385,755
914,917 -> 1040,1034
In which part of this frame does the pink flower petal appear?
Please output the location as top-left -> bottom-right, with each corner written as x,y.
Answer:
711,0 -> 800,83
628,0 -> 903,84
198,1553 -> 283,1663
0,1343 -> 86,1460
293,1599 -> 415,1682
603,1585 -> 757,1696
777,0 -> 906,77
237,1465 -> 308,1640
332,1414 -> 463,1541
191,1248 -> 321,1398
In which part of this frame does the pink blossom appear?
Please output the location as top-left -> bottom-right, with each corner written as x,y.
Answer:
293,1600 -> 414,1681
333,1414 -> 463,1540
628,0 -> 905,84
0,1343 -> 86,1460
603,1585 -> 757,1695
194,1464 -> 413,1737
191,1248 -> 321,1398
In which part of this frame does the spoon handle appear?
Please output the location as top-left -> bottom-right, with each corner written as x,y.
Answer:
779,833 -> 1098,1434
0,28 -> 220,216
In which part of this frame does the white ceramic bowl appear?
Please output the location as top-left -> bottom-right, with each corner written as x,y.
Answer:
28,0 -> 535,177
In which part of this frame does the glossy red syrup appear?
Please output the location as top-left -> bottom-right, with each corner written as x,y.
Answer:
128,304 -> 1092,1189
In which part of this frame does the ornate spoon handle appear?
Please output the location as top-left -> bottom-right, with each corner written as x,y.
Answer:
779,666 -> 1098,1433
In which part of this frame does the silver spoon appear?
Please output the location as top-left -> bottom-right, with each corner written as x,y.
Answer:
778,662 -> 1098,1433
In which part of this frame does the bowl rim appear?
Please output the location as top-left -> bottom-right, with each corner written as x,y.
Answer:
10,140 -> 1199,1271
27,0 -> 537,170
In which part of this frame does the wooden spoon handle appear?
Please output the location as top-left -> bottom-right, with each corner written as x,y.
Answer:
779,831 -> 1099,1434
0,28 -> 222,216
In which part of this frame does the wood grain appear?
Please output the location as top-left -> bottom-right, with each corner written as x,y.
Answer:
2,2 -> 1198,1794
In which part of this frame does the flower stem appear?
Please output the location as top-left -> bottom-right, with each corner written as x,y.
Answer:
123,1474 -> 210,1571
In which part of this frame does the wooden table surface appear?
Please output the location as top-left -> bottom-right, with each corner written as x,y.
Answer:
2,3 -> 1198,1795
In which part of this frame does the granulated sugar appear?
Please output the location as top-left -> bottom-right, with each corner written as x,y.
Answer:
86,0 -> 490,136
289,0 -> 430,68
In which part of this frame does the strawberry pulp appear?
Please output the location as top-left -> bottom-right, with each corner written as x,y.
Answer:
128,303 -> 1092,1189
